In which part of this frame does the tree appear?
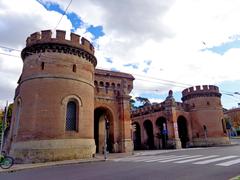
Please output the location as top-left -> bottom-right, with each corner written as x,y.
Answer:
129,98 -> 137,110
7,103 -> 13,120
0,103 -> 13,135
135,97 -> 151,107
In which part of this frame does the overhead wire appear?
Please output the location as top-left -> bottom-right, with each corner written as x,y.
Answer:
0,45 -> 21,52
0,52 -> 20,58
0,44 -> 240,102
54,0 -> 73,30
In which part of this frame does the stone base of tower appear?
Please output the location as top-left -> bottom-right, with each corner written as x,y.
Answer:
10,139 -> 96,163
192,137 -> 230,147
118,139 -> 133,153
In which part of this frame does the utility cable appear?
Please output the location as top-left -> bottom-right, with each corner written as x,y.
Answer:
54,0 -> 73,30
0,52 -> 19,58
1,44 -> 240,99
0,45 -> 21,52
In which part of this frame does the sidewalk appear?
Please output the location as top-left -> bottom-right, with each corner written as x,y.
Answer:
0,152 -> 133,174
1,144 -> 239,174
0,148 -> 207,173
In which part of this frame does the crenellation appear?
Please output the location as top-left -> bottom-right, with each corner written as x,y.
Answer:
25,30 -> 95,56
203,85 -> 208,90
81,37 -> 93,53
182,85 -> 221,101
30,32 -> 41,41
196,85 -> 201,91
182,89 -> 189,96
41,30 -> 52,40
56,30 -> 66,40
70,33 -> 80,44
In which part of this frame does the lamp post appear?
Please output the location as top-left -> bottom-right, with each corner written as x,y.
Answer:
203,125 -> 208,147
162,122 -> 167,149
132,123 -> 136,155
104,116 -> 110,161
0,101 -> 8,153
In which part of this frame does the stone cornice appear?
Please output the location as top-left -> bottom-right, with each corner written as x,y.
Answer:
182,92 -> 221,101
21,42 -> 97,67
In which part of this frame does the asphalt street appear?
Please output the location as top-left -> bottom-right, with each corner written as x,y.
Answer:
0,145 -> 240,180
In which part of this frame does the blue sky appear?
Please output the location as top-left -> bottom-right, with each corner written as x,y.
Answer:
24,0 -> 240,108
37,0 -> 104,39
1,0 -> 240,109
203,39 -> 240,55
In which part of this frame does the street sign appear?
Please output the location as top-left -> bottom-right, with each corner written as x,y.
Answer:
162,129 -> 168,135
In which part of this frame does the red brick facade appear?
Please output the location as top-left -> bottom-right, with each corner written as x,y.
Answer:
131,86 -> 230,150
8,30 -> 134,163
7,30 -> 230,163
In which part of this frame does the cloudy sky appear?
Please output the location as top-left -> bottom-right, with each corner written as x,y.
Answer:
1,0 -> 240,109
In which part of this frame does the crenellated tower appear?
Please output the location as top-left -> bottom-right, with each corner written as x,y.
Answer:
182,85 -> 230,146
10,30 -> 97,163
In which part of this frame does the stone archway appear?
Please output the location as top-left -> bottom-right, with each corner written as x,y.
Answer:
133,122 -> 141,150
177,116 -> 189,148
94,107 -> 114,153
143,120 -> 154,149
156,117 -> 168,149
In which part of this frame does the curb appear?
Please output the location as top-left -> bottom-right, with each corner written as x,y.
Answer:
0,158 -> 105,174
229,175 -> 240,180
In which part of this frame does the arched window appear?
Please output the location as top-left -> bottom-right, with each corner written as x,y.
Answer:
66,101 -> 77,131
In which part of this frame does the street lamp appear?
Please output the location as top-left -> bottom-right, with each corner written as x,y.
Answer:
104,116 -> 110,160
132,123 -> 136,155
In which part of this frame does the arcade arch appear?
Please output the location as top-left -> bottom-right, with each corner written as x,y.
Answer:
143,120 -> 154,149
94,107 -> 114,153
177,116 -> 189,148
132,122 -> 141,150
156,116 -> 168,149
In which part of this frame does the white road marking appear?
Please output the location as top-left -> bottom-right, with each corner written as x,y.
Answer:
133,156 -> 165,162
159,155 -> 203,162
113,156 -> 155,162
175,155 -> 219,163
216,158 -> 240,167
145,155 -> 179,162
193,156 -> 238,165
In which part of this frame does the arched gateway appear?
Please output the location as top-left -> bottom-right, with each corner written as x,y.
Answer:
143,120 -> 155,149
133,122 -> 141,150
156,117 -> 168,149
94,107 -> 114,153
177,116 -> 189,148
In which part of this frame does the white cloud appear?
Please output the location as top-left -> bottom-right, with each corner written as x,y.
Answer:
1,0 -> 240,109
0,0 -> 73,107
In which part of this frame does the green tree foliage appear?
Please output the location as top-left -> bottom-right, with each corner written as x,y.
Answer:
0,103 -> 13,135
135,97 -> 151,107
130,98 -> 137,110
7,103 -> 13,120
0,113 -> 3,136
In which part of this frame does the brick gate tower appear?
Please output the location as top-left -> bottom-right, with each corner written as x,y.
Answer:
9,30 -> 97,163
182,85 -> 230,146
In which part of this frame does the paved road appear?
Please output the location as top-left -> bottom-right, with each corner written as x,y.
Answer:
1,145 -> 240,180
